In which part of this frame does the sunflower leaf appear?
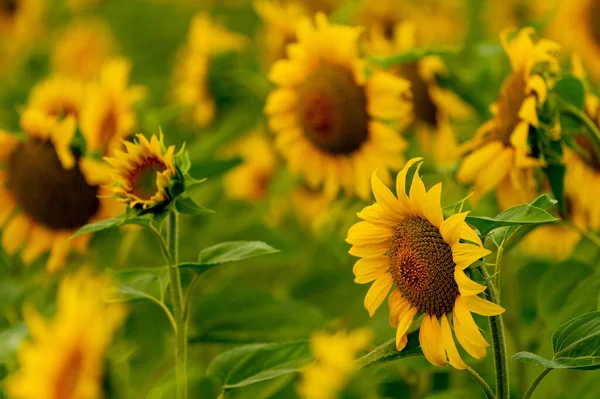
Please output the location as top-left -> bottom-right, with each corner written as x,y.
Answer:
513,311 -> 600,370
554,76 -> 585,109
466,195 -> 558,235
188,157 -> 243,179
104,267 -> 170,305
355,331 -> 422,369
206,341 -> 312,389
173,196 -> 215,216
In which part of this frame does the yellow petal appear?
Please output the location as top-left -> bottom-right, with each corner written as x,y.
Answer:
371,171 -> 406,222
456,141 -> 504,184
268,59 -> 307,87
364,273 -> 393,316
396,305 -> 418,350
21,226 -> 53,266
353,257 -> 390,284
526,75 -> 547,105
472,148 -> 514,203
264,89 -> 296,114
2,214 -> 31,255
452,243 -> 491,270
440,314 -> 468,369
518,95 -> 539,128
349,241 -> 389,257
389,289 -> 410,328
356,203 -> 398,226
423,183 -> 444,228
419,315 -> 447,367
455,269 -> 487,295
453,296 -> 488,359
409,162 -> 426,218
347,221 -> 393,245
465,295 -> 505,316
440,212 -> 469,246
47,235 -> 72,274
460,223 -> 483,246
396,157 -> 423,203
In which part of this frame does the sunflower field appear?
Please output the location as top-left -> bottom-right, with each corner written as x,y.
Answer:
1,0 -> 600,398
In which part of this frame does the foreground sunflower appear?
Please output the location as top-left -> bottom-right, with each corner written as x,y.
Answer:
171,13 -> 247,128
0,110 -> 120,272
81,58 -> 146,155
457,28 -> 560,206
105,134 -> 176,209
5,269 -> 126,399
265,13 -> 411,200
347,158 -> 504,368
297,329 -> 372,399
367,22 -> 472,168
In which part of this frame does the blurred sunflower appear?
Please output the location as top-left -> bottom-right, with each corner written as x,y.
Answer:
0,0 -> 45,70
105,133 -> 176,209
25,75 -> 86,123
265,13 -> 411,200
254,0 -> 307,66
51,19 -> 115,80
81,58 -> 146,155
297,329 -> 372,399
457,28 -> 559,206
291,186 -> 331,230
0,109 -> 121,272
223,131 -> 278,202
367,22 -> 472,168
549,0 -> 600,81
354,0 -> 467,47
171,13 -> 248,128
483,0 -> 556,37
347,158 -> 504,369
5,269 -> 126,399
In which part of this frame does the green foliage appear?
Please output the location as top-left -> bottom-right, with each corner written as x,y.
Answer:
355,332 -> 422,369
206,342 -> 312,390
513,311 -> 600,370
554,77 -> 585,109
104,267 -> 170,305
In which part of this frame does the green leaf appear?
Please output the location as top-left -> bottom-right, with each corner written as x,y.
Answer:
554,76 -> 585,109
355,331 -> 422,369
71,217 -> 122,238
0,323 -> 27,365
189,289 -> 325,343
188,158 -> 243,179
206,341 -> 312,389
173,196 -> 214,216
104,267 -> 170,304
199,241 -> 279,265
466,195 -> 559,235
545,163 -> 567,216
513,311 -> 600,370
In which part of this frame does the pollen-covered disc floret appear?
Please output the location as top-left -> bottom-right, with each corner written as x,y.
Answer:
265,13 -> 411,200
346,157 -> 505,369
456,28 -> 560,207
105,133 -> 176,209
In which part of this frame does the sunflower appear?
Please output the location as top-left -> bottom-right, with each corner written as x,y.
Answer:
171,13 -> 247,128
482,0 -> 556,37
5,268 -> 126,399
0,109 -> 120,273
297,329 -> 372,399
265,13 -> 411,200
354,0 -> 467,47
51,19 -> 115,80
0,0 -> 44,71
25,75 -> 86,124
223,131 -> 278,202
549,0 -> 600,82
105,133 -> 176,209
81,58 -> 146,155
366,22 -> 472,168
346,158 -> 505,368
254,0 -> 307,66
456,28 -> 560,206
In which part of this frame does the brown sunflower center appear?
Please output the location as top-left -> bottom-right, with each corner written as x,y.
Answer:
129,157 -> 167,200
0,0 -> 18,16
399,62 -> 438,127
99,106 -> 118,150
494,72 -> 526,144
54,347 -> 84,399
7,139 -> 100,230
589,0 -> 600,45
575,134 -> 600,170
296,65 -> 369,154
388,217 -> 459,316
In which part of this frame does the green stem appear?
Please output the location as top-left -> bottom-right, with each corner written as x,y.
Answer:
167,212 -> 187,399
523,369 -> 552,399
560,101 -> 600,154
466,367 -> 495,399
480,265 -> 509,399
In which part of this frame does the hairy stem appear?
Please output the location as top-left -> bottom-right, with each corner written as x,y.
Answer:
167,212 -> 187,399
523,369 -> 552,399
480,265 -> 509,399
466,367 -> 495,399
